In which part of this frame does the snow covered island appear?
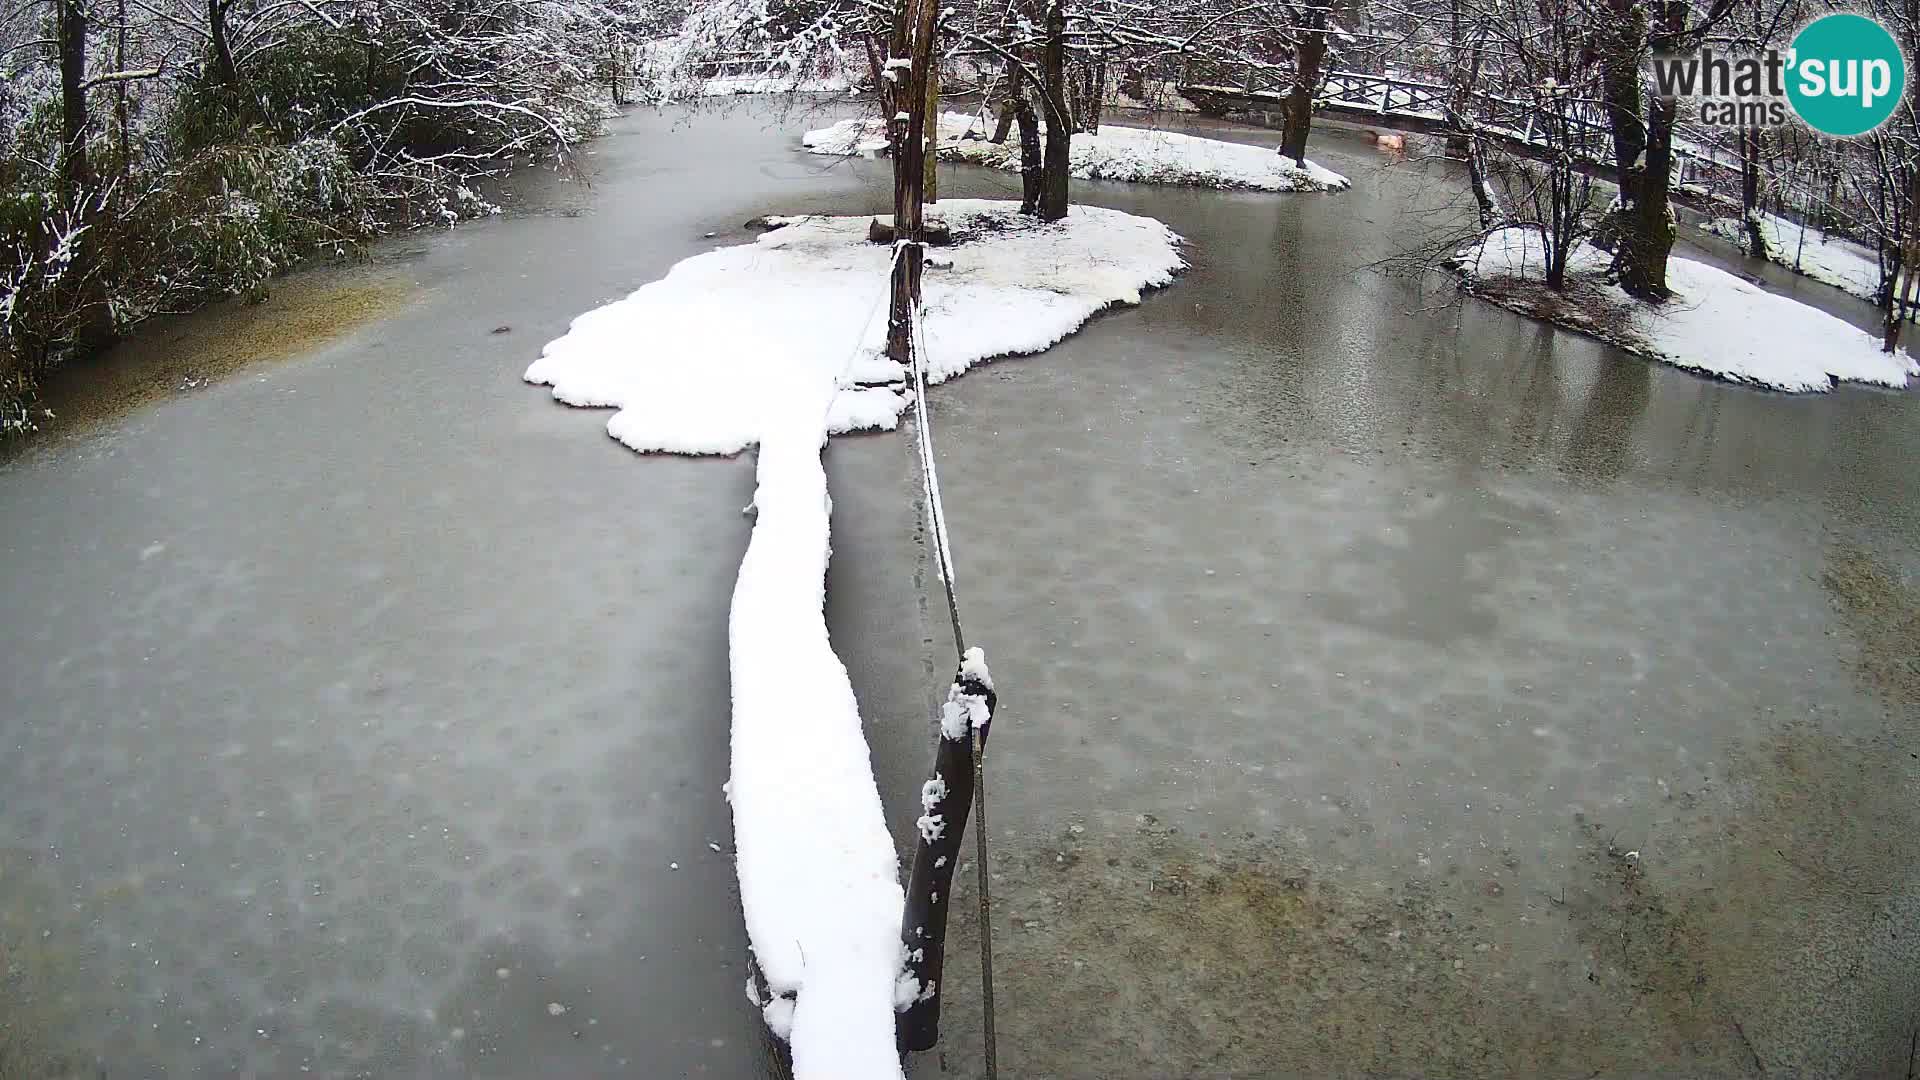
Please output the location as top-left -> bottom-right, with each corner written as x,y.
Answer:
525,200 -> 1182,1080
1449,227 -> 1918,393
804,111 -> 1352,193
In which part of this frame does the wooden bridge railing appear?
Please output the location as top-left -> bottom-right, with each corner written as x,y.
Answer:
1182,62 -> 1736,187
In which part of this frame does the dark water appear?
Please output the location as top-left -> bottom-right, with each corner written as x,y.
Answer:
1,105 -> 1915,1078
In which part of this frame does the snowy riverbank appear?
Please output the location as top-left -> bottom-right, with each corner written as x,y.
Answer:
525,199 -> 1182,1079
1702,211 -> 1882,304
803,111 -> 1351,192
1449,227 -> 1917,393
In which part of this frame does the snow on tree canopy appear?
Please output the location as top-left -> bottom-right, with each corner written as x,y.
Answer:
525,200 -> 1182,1079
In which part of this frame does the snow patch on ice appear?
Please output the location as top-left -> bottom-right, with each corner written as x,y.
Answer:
1450,227 -> 1917,393
803,112 -> 1351,192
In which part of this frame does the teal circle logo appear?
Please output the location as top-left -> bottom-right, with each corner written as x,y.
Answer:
1787,14 -> 1906,136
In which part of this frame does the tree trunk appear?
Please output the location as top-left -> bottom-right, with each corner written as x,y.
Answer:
115,0 -> 129,171
1084,60 -> 1105,134
1590,0 -> 1645,255
1546,251 -> 1567,291
886,0 -> 938,364
1465,137 -> 1499,227
1739,124 -> 1766,259
1598,0 -> 1646,189
864,33 -> 886,102
1279,25 -> 1325,166
1882,171 -> 1920,353
924,50 -> 939,203
209,0 -> 239,87
57,0 -> 90,199
1615,91 -> 1676,298
1037,0 -> 1070,221
1016,90 -> 1042,215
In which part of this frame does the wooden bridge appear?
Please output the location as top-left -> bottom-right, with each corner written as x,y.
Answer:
1179,68 -> 1738,203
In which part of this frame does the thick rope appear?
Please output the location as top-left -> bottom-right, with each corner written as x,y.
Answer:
907,278 -> 998,1080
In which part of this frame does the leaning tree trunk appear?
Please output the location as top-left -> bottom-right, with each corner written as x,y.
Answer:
1279,25 -> 1326,167
1036,0 -> 1071,221
1739,124 -> 1766,258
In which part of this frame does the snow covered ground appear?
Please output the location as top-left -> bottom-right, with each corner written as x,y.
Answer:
1450,227 -> 1918,393
525,200 -> 1182,1078
803,111 -> 1351,192
700,74 -> 854,96
1703,211 -> 1882,303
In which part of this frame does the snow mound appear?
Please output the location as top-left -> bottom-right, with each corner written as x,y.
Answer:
525,199 -> 1185,454
803,112 -> 1351,193
1450,227 -> 1917,393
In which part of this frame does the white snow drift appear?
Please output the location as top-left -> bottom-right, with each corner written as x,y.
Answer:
526,200 -> 1182,1079
803,111 -> 1352,192
1450,227 -> 1917,392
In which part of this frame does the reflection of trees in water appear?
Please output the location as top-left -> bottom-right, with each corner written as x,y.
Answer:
1561,353 -> 1651,484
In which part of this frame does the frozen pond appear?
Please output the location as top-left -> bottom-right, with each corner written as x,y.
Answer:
2,105 -> 1917,1077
